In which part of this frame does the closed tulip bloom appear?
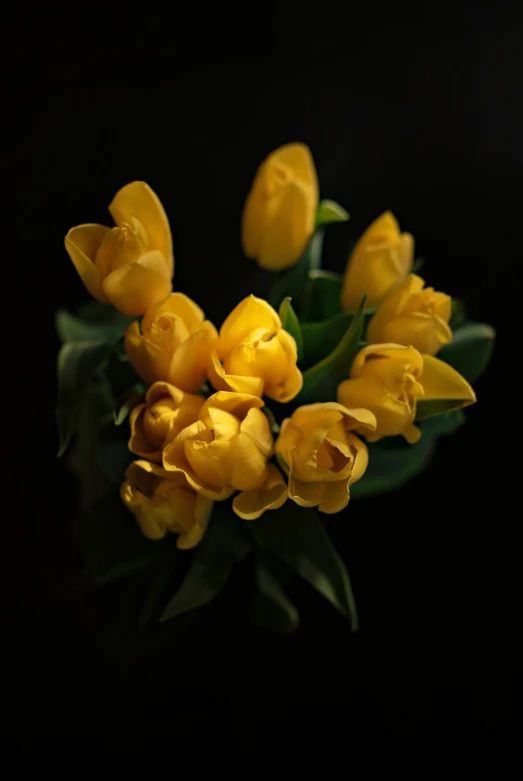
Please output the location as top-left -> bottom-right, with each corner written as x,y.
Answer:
121,460 -> 213,548
275,403 -> 376,514
337,343 -> 476,444
208,295 -> 302,403
163,391 -> 275,501
367,274 -> 452,355
129,382 -> 205,462
341,211 -> 413,310
242,143 -> 319,270
125,293 -> 218,394
65,181 -> 173,316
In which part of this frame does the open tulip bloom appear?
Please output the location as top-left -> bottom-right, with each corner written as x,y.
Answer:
56,146 -> 495,634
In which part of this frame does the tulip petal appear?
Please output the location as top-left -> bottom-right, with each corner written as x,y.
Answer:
420,354 -> 476,403
64,224 -> 110,301
217,295 -> 281,358
128,403 -> 163,462
384,314 -> 452,355
317,478 -> 350,514
124,321 -> 170,385
175,493 -> 213,550
102,250 -> 172,316
338,377 -> 414,440
346,433 -> 369,484
288,474 -> 324,508
258,178 -> 316,270
232,433 -> 269,491
272,143 -> 319,199
240,407 -> 274,457
200,390 -> 264,423
233,464 -> 288,520
167,323 -> 218,393
108,181 -> 173,276
208,350 -> 265,397
141,292 -> 205,336
265,329 -> 303,403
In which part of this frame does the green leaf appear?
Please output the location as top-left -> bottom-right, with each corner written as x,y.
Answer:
415,398 -> 471,420
114,383 -> 147,425
251,552 -> 299,633
56,340 -> 114,457
278,297 -> 303,361
301,270 -> 344,321
250,505 -> 358,630
97,413 -> 134,483
411,256 -> 425,274
159,505 -> 251,623
315,199 -> 350,227
419,408 -> 465,436
262,405 -> 281,435
296,296 -> 366,403
74,489 -> 181,586
437,321 -> 495,384
301,311 -> 353,369
268,229 -> 324,313
351,435 -> 437,499
449,298 -> 467,328
55,307 -> 133,344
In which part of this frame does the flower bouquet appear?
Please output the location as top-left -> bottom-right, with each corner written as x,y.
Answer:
56,143 -> 494,633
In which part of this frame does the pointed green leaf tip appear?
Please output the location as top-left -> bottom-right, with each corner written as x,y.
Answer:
315,199 -> 350,226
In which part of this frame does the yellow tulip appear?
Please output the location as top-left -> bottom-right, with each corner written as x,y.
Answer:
275,402 -> 376,514
232,464 -> 288,520
163,391 -> 275,501
242,143 -> 319,270
367,274 -> 452,355
125,293 -> 218,394
65,181 -> 173,316
337,343 -> 476,444
121,460 -> 212,548
208,295 -> 302,403
341,211 -> 413,310
129,381 -> 205,462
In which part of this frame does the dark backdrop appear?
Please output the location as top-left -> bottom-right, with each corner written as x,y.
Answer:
4,7 -> 518,733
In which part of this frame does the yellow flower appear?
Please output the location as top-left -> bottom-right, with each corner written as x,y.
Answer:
121,460 -> 212,548
163,391 -> 274,501
341,211 -> 413,310
208,295 -> 302,403
125,293 -> 218,394
337,343 -> 476,444
232,464 -> 288,520
275,402 -> 376,514
367,274 -> 452,355
65,181 -> 173,316
242,142 -> 319,270
129,381 -> 205,462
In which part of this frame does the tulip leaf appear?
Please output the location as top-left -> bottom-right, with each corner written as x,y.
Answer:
250,552 -> 300,633
262,405 -> 281,435
437,321 -> 495,384
419,408 -> 465,436
268,229 -> 325,313
278,297 -> 303,361
159,505 -> 251,624
315,199 -> 350,227
56,339 -> 115,457
97,412 -> 134,483
301,311 -> 353,369
350,435 -> 437,499
249,505 -> 358,630
449,298 -> 467,328
114,383 -> 147,425
55,307 -> 133,344
74,489 -> 181,586
415,398 -> 473,420
295,296 -> 366,403
301,270 -> 344,321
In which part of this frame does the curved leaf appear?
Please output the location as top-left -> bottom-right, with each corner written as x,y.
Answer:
437,321 -> 495,384
301,311 -> 353,369
278,297 -> 303,362
296,296 -> 366,403
250,505 -> 358,630
159,505 -> 251,623
251,552 -> 299,633
268,229 -> 324,312
315,199 -> 350,227
351,435 -> 437,499
302,270 -> 344,321
55,307 -> 133,344
56,340 -> 114,457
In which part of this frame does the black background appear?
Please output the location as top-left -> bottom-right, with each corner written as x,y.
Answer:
4,6 -> 518,733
